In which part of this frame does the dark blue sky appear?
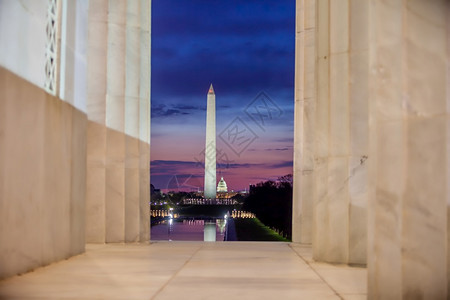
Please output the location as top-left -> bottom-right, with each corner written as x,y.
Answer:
151,0 -> 295,192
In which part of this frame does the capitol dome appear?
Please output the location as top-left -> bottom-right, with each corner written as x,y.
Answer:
217,177 -> 228,192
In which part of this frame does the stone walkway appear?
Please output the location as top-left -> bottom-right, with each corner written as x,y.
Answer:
0,242 -> 366,299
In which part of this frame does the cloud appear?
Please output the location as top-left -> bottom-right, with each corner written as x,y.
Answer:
151,160 -> 200,169
151,159 -> 292,173
151,160 -> 197,166
151,159 -> 257,171
274,137 -> 294,143
150,159 -> 293,190
151,0 -> 295,102
152,1 -> 294,40
267,161 -> 293,169
173,104 -> 206,111
264,147 -> 290,151
151,104 -> 205,118
151,160 -> 199,175
151,173 -> 204,191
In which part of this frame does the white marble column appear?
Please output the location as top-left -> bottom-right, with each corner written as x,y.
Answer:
446,4 -> 450,296
312,0 -> 368,264
448,7 -> 450,292
325,0 -> 350,263
139,0 -> 151,242
124,0 -> 141,243
313,0 -> 350,263
292,0 -> 315,244
348,0 -> 369,265
312,0 -> 329,260
105,0 -> 126,243
86,0 -> 108,243
368,0 -> 449,298
86,0 -> 151,243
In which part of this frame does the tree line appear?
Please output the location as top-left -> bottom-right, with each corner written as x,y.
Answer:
242,174 -> 293,240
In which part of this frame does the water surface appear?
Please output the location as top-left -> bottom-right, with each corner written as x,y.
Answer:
151,218 -> 227,241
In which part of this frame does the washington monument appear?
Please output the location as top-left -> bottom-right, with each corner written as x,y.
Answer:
204,84 -> 216,199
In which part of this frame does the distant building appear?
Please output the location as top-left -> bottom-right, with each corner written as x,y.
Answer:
217,177 -> 227,192
238,188 -> 249,195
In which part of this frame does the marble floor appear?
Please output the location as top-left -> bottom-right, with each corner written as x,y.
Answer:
0,242 -> 366,299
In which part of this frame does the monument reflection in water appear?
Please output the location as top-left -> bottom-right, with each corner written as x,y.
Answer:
151,218 -> 227,241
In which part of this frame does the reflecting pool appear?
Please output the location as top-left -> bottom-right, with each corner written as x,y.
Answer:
151,218 -> 227,241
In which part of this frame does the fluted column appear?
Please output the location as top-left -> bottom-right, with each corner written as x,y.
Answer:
312,0 -> 368,264
105,0 -> 126,243
86,0 -> 108,243
348,0 -> 369,265
292,0 -> 315,244
312,0 -> 330,260
368,0 -> 449,298
124,0 -> 141,243
86,0 -> 150,243
325,0 -> 350,263
313,0 -> 351,263
139,0 -> 151,242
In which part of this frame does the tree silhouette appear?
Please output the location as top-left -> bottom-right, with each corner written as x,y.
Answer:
242,175 -> 292,239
